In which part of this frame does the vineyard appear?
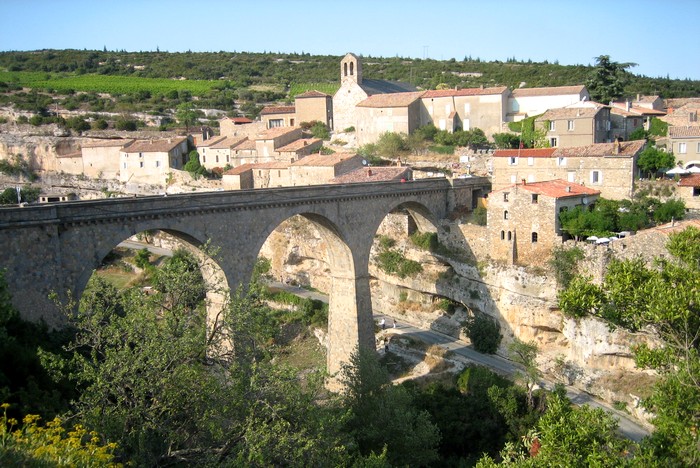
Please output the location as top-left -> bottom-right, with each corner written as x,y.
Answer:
289,82 -> 340,98
0,71 -> 220,96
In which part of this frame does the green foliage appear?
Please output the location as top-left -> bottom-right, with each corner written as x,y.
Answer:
114,117 -> 138,131
587,55 -> 636,104
492,132 -> 520,149
637,145 -> 675,177
548,245 -> 584,288
340,348 -> 441,466
510,114 -> 547,148
175,101 -> 200,131
0,406 -> 121,467
133,248 -> 151,271
628,126 -> 648,141
375,249 -> 423,278
471,205 -> 487,226
409,231 -> 438,251
0,154 -> 37,180
653,198 -> 685,223
64,116 -> 91,134
666,225 -> 700,266
375,131 -> 407,158
649,117 -> 668,137
463,313 -> 502,354
508,339 -> 539,408
183,150 -> 206,177
377,235 -> 396,250
0,186 -> 40,205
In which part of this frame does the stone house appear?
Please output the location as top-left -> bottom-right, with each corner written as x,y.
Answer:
420,87 -> 509,135
295,90 -> 333,128
609,98 -> 666,139
197,136 -> 249,170
508,85 -> 590,122
659,103 -> 700,127
260,105 -> 296,129
492,140 -> 646,200
330,165 -> 412,184
230,138 -> 258,166
536,102 -> 611,148
609,106 -> 645,141
219,118 -> 265,138
80,139 -> 134,179
668,126 -> 700,169
677,174 -> 700,210
355,91 -> 425,146
118,137 -> 189,183
487,179 -> 600,265
332,53 -> 417,133
289,153 -> 364,186
253,127 -> 304,160
275,138 -> 324,163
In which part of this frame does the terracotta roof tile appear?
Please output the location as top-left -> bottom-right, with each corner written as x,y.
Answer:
291,152 -> 358,166
81,138 -> 134,149
232,139 -> 256,151
496,179 -> 600,199
122,137 -> 187,154
678,173 -> 700,187
224,163 -> 255,175
422,86 -> 507,98
537,107 -> 602,120
511,85 -> 586,97
493,148 -> 556,158
295,90 -> 330,98
276,138 -> 322,152
210,136 -> 248,149
357,91 -> 425,108
260,105 -> 295,115
669,126 -> 700,138
256,126 -> 300,140
230,117 -> 253,124
331,166 -> 410,183
195,136 -> 226,147
553,140 -> 646,158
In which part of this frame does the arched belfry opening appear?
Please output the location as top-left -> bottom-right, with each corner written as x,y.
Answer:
340,52 -> 362,85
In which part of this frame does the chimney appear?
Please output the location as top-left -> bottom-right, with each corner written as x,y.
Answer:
626,100 -> 631,112
566,186 -> 571,193
521,178 -> 526,185
367,168 -> 372,177
613,139 -> 621,155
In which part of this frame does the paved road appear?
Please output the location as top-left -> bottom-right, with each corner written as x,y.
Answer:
118,240 -> 174,257
266,281 -> 650,442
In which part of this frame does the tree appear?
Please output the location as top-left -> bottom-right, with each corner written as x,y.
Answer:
183,150 -> 206,178
637,146 -> 675,177
375,132 -> 407,158
492,132 -> 520,149
463,313 -> 502,354
175,102 -> 199,133
508,339 -> 539,408
340,347 -> 441,466
586,55 -> 637,104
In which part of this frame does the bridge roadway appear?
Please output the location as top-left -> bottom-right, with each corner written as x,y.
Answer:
0,177 -> 488,377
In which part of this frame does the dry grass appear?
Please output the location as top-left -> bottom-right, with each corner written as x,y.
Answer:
597,371 -> 658,399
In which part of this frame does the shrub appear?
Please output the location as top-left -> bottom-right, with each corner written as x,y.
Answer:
549,246 -> 585,288
410,232 -> 438,251
376,250 -> 423,278
463,313 -> 502,354
343,126 -> 355,132
472,206 -> 487,226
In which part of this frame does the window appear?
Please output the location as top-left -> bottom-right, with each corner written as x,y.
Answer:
567,120 -> 574,131
508,156 -> 518,165
568,171 -> 576,182
350,62 -> 354,76
507,231 -> 512,241
501,230 -> 505,240
532,232 -> 538,243
139,161 -> 144,168
694,187 -> 700,197
557,157 -> 566,166
155,161 -> 160,167
549,121 -> 555,131
269,119 -> 283,128
343,62 -> 348,77
227,155 -> 230,163
504,210 -> 509,220
591,170 -> 601,184
123,162 -> 127,169
527,157 -> 534,166
290,118 -> 295,126
139,152 -> 143,158
202,155 -> 206,163
605,120 -> 611,131
678,142 -> 687,154
215,155 -> 219,163
531,194 -> 538,204
503,192 -> 509,202
549,137 -> 558,147
202,148 -> 206,154
697,142 -> 700,153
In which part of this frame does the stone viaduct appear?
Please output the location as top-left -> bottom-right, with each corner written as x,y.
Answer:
0,177 -> 488,376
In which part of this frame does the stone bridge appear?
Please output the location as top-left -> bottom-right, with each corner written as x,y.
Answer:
0,177 -> 488,375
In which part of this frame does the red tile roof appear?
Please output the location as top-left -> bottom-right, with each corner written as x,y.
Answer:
231,139 -> 256,151
553,140 -> 646,158
496,179 -> 600,199
276,138 -> 322,152
260,105 -> 295,115
224,163 -> 255,175
493,148 -> 556,158
537,106 -> 602,120
422,86 -> 508,98
122,137 -> 187,154
210,136 -> 247,149
678,173 -> 700,187
230,117 -> 253,124
357,91 -> 425,108
255,126 -> 300,140
511,85 -> 587,97
295,90 -> 330,98
331,166 -> 410,183
291,152 -> 358,166
669,126 -> 700,138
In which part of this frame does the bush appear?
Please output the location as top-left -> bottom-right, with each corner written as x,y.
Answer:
115,118 -> 138,131
410,232 -> 438,251
463,314 -> 502,354
472,206 -> 487,226
549,246 -> 585,288
653,198 -> 685,223
376,250 -> 423,279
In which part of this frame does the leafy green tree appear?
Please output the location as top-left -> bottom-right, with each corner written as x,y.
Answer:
587,55 -> 637,104
508,339 -> 539,409
133,248 -> 151,270
629,126 -> 648,141
637,146 -> 675,177
548,246 -> 584,287
493,132 -> 521,149
183,150 -> 206,178
653,198 -> 685,223
340,347 -> 441,466
648,117 -> 669,137
375,131 -> 407,158
463,313 -> 502,354
175,102 -> 199,132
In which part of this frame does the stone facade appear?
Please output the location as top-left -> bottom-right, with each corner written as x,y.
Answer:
260,106 -> 296,129
492,140 -> 645,200
668,126 -> 700,168
487,179 -> 600,265
678,174 -> 700,210
81,138 -> 133,179
537,102 -> 611,148
119,137 -> 189,184
295,91 -> 333,128
507,85 -> 590,122
420,87 -> 509,136
355,92 -> 424,146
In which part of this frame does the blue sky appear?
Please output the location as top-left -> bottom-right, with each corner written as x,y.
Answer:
2,0 -> 699,80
